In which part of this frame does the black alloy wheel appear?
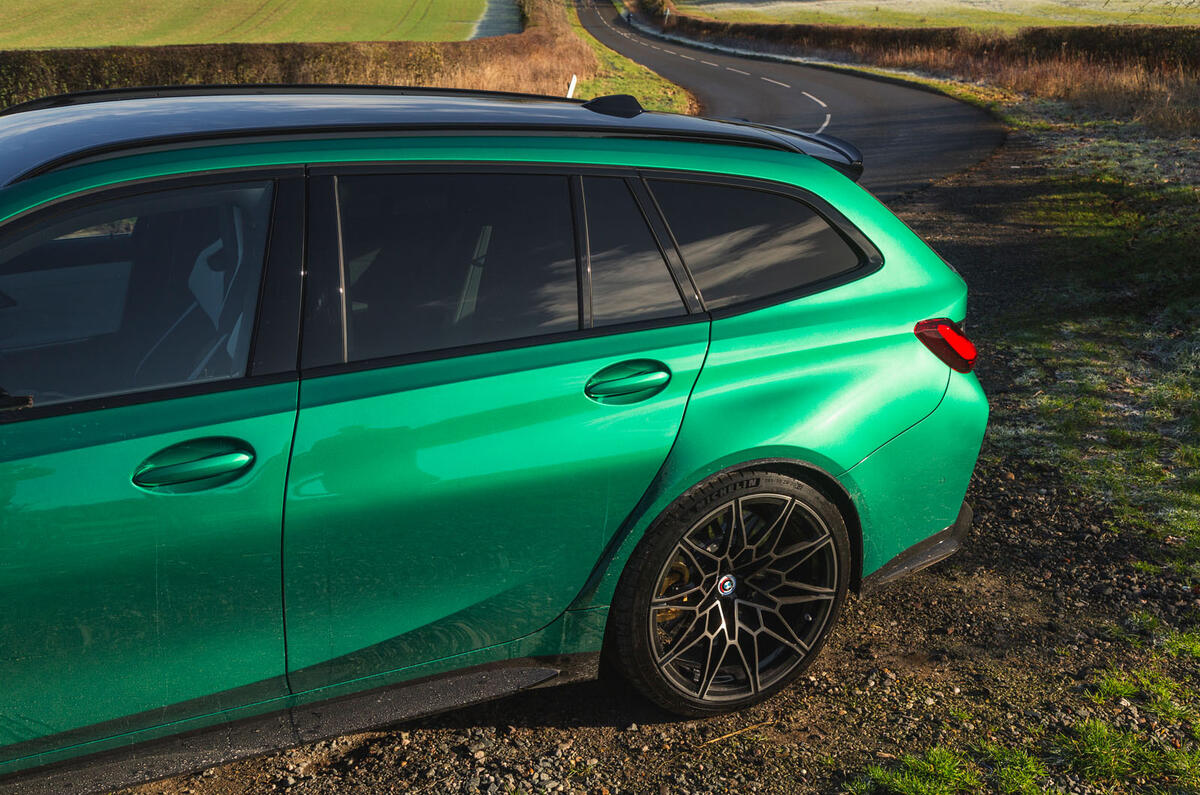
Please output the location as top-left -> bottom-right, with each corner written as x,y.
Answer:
608,470 -> 850,716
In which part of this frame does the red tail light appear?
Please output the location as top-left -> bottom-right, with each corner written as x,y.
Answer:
915,318 -> 977,373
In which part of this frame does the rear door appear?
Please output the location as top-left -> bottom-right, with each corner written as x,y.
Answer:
283,169 -> 709,691
0,174 -> 303,761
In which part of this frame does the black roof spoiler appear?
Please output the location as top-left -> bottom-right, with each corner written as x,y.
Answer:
718,118 -> 863,181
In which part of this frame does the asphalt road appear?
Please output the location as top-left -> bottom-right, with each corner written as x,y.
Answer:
578,0 -> 1004,199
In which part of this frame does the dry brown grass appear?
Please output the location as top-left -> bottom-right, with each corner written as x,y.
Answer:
642,0 -> 1200,133
0,0 -> 597,109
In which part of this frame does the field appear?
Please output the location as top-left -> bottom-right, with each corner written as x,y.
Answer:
673,0 -> 1200,29
0,0 -> 487,48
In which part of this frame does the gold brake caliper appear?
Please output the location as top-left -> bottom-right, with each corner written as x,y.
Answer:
655,554 -> 693,625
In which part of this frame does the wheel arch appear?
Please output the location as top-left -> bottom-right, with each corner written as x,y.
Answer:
570,454 -> 865,614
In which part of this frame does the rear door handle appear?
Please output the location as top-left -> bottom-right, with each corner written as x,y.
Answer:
585,360 -> 672,404
133,437 -> 256,492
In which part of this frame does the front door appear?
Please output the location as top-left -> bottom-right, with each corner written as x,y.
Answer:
283,170 -> 709,690
0,175 -> 302,762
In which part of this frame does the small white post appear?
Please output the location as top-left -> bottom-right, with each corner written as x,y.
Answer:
567,74 -> 578,99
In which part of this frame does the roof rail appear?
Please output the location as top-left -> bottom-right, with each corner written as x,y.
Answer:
0,83 -> 586,117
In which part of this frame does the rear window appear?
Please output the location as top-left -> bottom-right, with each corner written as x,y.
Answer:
582,177 -> 686,328
648,179 -> 861,310
334,173 -> 579,361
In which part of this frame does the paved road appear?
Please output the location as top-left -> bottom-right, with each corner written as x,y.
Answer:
579,1 -> 1003,199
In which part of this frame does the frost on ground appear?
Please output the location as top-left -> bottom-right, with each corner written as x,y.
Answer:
675,0 -> 1200,27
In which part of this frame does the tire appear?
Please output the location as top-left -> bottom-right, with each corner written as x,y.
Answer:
607,470 -> 851,717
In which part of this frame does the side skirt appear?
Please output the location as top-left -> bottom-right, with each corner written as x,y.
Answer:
860,502 -> 972,592
0,654 -> 599,795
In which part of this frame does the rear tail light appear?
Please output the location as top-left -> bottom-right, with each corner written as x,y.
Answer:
915,318 -> 977,373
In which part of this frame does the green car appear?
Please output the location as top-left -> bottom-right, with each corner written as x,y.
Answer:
0,86 -> 987,790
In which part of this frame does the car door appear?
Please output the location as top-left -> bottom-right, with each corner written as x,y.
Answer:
283,169 -> 710,691
0,173 -> 303,763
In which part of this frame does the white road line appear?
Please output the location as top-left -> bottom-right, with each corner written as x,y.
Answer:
701,60 -> 719,67
816,113 -> 832,134
726,67 -> 750,75
802,91 -> 828,108
761,77 -> 790,88
663,49 -> 676,54
680,55 -> 695,60
651,45 -> 661,50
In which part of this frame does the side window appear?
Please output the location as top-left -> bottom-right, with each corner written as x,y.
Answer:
648,179 -> 862,310
0,181 -> 275,409
335,173 -> 579,362
582,177 -> 686,327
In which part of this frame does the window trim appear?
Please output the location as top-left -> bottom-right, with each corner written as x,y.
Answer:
640,170 -> 884,319
0,168 -> 304,424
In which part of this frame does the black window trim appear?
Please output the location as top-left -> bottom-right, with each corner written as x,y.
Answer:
301,163 -> 710,378
639,169 -> 885,319
0,167 -> 305,424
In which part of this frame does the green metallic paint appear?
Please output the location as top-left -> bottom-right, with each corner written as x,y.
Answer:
839,371 -> 989,575
283,322 -> 708,692
0,382 -> 297,760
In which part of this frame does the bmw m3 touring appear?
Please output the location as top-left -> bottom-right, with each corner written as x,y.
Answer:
0,86 -> 987,791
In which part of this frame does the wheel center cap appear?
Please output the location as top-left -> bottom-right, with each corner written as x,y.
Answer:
717,574 -> 737,597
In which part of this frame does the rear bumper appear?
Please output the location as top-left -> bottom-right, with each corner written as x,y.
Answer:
861,501 -> 971,592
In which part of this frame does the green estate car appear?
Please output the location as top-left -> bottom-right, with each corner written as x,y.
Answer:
0,86 -> 987,791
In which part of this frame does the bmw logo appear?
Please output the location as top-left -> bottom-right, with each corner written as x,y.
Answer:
717,574 -> 737,597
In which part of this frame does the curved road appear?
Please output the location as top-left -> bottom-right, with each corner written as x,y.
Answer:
579,0 -> 1003,199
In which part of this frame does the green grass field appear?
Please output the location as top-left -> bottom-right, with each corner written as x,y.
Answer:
0,0 -> 488,48
674,0 -> 1200,30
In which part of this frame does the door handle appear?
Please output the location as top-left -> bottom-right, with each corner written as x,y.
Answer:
585,360 -> 672,404
133,437 -> 256,492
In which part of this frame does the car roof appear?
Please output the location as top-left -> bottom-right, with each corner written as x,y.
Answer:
0,86 -> 864,187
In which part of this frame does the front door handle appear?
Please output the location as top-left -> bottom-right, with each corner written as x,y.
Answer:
133,437 -> 256,493
585,360 -> 672,404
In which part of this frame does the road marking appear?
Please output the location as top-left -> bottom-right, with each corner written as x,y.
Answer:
651,45 -> 661,49
816,113 -> 832,134
680,55 -> 695,60
802,91 -> 828,108
663,49 -> 676,54
726,67 -> 750,75
761,77 -> 790,88
701,60 -> 719,67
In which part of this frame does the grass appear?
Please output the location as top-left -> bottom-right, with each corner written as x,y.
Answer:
0,0 -> 489,48
671,0 -> 1200,30
567,2 -> 694,112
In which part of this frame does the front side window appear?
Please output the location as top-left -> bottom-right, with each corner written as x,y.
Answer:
648,179 -> 862,310
0,181 -> 275,409
335,173 -> 579,362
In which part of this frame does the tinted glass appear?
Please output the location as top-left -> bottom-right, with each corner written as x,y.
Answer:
336,174 -> 579,362
0,182 -> 275,408
649,180 -> 861,310
583,177 -> 686,327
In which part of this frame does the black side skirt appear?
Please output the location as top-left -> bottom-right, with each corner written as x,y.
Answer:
860,502 -> 972,592
1,653 -> 599,795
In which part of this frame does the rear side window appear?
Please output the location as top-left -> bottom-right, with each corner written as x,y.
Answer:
0,182 -> 274,408
648,179 -> 861,310
335,173 -> 579,362
582,177 -> 686,328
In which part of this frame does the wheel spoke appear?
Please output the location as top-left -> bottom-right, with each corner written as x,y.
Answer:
651,583 -> 706,608
696,605 -> 732,699
656,601 -> 715,668
762,606 -> 812,655
759,533 -> 833,578
733,606 -> 762,694
750,497 -> 795,560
